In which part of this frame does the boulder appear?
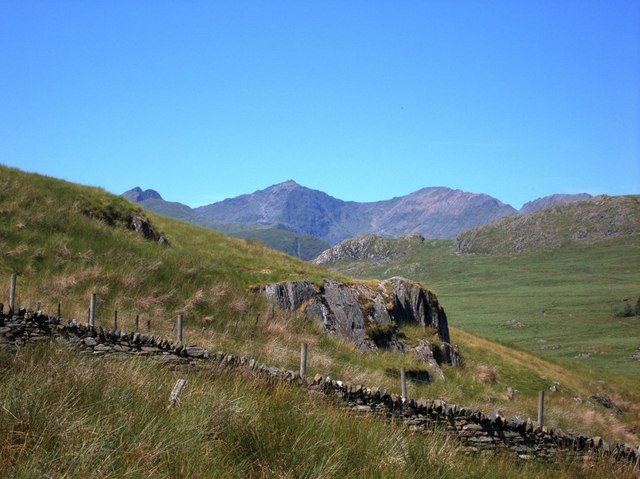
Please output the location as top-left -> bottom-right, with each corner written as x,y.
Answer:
259,277 -> 454,363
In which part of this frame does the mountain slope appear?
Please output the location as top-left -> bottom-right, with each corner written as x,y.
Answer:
194,181 -> 517,244
122,186 -> 329,260
456,195 -> 640,254
519,193 -> 592,215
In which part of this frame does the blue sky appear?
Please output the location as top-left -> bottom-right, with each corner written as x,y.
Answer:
1,1 -> 638,209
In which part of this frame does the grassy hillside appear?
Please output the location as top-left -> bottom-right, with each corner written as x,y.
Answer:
456,194 -> 640,254
5,345 -> 636,479
126,193 -> 330,260
223,223 -> 330,261
0,165 -> 334,326
1,164 -> 639,465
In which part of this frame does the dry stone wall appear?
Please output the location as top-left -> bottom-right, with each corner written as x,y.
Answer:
1,308 -> 638,466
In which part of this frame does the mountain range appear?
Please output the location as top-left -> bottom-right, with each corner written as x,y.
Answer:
123,182 -> 595,252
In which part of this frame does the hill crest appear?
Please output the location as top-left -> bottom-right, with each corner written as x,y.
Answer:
456,194 -> 640,254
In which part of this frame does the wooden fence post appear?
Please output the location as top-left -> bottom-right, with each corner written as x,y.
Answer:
89,293 -> 96,327
146,319 -> 151,334
9,273 -> 17,316
177,314 -> 183,343
135,314 -> 140,332
168,379 -> 186,408
114,310 -> 118,330
57,303 -> 61,320
300,343 -> 308,377
537,390 -> 545,427
401,367 -> 407,399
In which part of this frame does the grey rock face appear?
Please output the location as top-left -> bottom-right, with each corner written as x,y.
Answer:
260,277 -> 453,363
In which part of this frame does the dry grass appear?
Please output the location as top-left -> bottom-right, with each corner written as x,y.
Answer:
474,364 -> 499,385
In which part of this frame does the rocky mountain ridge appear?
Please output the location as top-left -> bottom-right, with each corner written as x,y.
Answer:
193,181 -> 517,244
123,183 -> 597,252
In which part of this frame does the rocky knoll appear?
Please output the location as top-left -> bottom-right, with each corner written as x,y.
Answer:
518,193 -> 592,215
456,195 -> 640,255
313,234 -> 425,266
260,277 -> 454,365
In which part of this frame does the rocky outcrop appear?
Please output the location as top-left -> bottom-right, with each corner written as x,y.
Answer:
194,181 -> 516,244
129,214 -> 167,244
313,234 -> 425,266
260,277 -> 453,364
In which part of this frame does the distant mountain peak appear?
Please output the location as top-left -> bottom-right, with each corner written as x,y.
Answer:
122,187 -> 163,202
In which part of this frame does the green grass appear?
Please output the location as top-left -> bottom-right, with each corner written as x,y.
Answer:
1,344 -> 637,479
327,237 -> 640,381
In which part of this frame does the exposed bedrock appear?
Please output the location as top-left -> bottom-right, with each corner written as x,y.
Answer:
260,277 -> 455,365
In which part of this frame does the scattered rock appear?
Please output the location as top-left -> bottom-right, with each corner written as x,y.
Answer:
503,320 -> 527,329
590,394 -> 624,415
536,344 -> 561,351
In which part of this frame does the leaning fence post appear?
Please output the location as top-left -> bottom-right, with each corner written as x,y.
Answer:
537,390 -> 545,427
9,273 -> 17,316
300,343 -> 308,377
177,314 -> 183,343
89,293 -> 96,327
401,367 -> 408,399
168,379 -> 186,408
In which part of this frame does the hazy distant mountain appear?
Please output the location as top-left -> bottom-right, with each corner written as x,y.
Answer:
456,195 -> 640,254
121,187 -> 329,260
194,181 -> 517,245
519,193 -> 592,215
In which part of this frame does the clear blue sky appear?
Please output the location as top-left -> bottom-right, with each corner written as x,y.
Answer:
1,1 -> 638,209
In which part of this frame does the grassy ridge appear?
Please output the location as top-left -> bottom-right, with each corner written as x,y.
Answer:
455,194 -> 640,254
